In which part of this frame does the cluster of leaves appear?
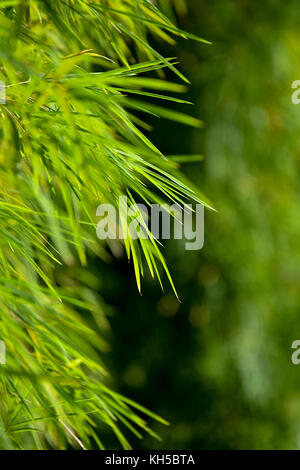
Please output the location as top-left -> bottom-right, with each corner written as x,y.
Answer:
0,0 -> 209,450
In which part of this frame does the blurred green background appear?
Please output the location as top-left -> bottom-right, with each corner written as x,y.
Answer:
97,0 -> 300,449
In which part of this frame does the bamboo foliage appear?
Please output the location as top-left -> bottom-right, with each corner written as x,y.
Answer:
0,0 -> 209,449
